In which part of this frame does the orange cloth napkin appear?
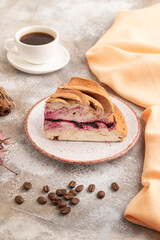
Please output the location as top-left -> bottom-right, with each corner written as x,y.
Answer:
86,3 -> 160,109
125,106 -> 160,231
86,3 -> 160,232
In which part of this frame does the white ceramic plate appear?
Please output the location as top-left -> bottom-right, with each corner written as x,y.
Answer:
25,95 -> 141,164
7,44 -> 70,74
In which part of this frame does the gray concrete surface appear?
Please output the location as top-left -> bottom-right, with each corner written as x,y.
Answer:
1,0 -> 160,239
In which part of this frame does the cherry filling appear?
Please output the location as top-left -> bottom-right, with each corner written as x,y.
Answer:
45,119 -> 115,129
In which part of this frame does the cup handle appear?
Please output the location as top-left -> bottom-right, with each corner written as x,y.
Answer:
4,38 -> 18,54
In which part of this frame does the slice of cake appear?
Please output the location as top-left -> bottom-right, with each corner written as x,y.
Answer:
44,77 -> 127,141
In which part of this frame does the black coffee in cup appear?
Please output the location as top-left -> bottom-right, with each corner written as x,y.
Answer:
20,32 -> 55,46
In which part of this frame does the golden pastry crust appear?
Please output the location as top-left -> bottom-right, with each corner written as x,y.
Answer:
47,88 -> 89,105
47,88 -> 105,112
62,77 -> 114,115
47,77 -> 114,115
46,77 -> 127,140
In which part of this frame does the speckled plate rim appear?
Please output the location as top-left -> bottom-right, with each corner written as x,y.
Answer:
24,96 -> 141,164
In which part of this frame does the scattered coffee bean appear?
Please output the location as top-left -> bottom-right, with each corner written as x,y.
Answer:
52,195 -> 62,202
56,189 -> 67,196
52,199 -> 61,205
60,207 -> 71,215
70,198 -> 80,205
97,191 -> 105,199
50,194 -> 62,205
48,192 -> 56,200
57,200 -> 67,208
68,181 -> 76,188
37,196 -> 47,205
75,185 -> 84,192
43,185 -> 50,193
111,182 -> 119,191
15,195 -> 24,204
52,200 -> 57,205
23,182 -> 32,190
88,184 -> 95,192
64,192 -> 74,200
69,189 -> 78,196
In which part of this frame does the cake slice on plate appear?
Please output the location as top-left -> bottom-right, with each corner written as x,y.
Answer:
44,77 -> 127,141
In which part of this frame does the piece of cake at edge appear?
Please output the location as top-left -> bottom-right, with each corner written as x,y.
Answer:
44,77 -> 127,141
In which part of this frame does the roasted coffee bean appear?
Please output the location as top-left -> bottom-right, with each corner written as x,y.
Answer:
15,195 -> 24,204
88,184 -> 95,192
23,182 -> 32,190
64,192 -> 74,200
51,194 -> 62,204
69,189 -> 78,196
70,198 -> 80,205
48,192 -> 56,200
52,200 -> 57,205
97,191 -> 105,199
37,196 -> 47,204
52,195 -> 62,201
60,206 -> 71,215
52,198 -> 61,205
43,185 -> 50,193
56,189 -> 67,196
75,185 -> 84,192
57,200 -> 67,208
68,181 -> 76,188
52,199 -> 61,205
111,182 -> 119,191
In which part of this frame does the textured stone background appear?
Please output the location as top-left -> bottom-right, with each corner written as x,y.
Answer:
1,0 -> 160,239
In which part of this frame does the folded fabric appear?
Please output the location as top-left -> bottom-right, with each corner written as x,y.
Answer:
125,106 -> 160,231
86,3 -> 160,109
86,3 -> 160,232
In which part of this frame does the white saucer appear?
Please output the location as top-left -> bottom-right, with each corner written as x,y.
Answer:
7,44 -> 70,74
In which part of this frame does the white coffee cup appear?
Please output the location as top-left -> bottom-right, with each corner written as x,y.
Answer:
4,25 -> 59,64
